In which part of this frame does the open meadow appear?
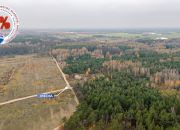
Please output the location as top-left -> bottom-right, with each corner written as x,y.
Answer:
0,55 -> 66,102
0,55 -> 78,130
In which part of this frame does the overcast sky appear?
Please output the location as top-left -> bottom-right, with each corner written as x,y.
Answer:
1,0 -> 180,29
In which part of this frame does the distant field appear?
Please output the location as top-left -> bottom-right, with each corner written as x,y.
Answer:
0,55 -> 66,102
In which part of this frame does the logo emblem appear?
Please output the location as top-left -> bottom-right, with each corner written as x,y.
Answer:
0,5 -> 19,45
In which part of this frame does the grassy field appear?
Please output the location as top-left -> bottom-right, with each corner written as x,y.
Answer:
0,89 -> 77,130
0,54 -> 77,130
0,55 -> 66,102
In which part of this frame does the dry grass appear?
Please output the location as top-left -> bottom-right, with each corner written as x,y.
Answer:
0,90 -> 77,130
0,55 -> 66,102
0,55 -> 77,130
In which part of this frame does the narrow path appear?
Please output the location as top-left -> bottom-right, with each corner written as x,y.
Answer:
0,56 -> 79,106
52,57 -> 79,105
52,57 -> 80,130
0,89 -> 64,106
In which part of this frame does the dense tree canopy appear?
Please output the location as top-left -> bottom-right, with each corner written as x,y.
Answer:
63,54 -> 107,74
64,71 -> 180,130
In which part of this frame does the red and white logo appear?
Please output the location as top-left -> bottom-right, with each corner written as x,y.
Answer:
0,5 -> 19,44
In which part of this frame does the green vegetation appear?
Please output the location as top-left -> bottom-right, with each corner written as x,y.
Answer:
12,35 -> 42,43
112,50 -> 180,74
63,54 -> 107,74
0,45 -> 35,56
1,30 -> 180,130
64,71 -> 180,130
118,45 -> 132,51
55,44 -> 97,51
139,51 -> 180,73
112,54 -> 137,61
